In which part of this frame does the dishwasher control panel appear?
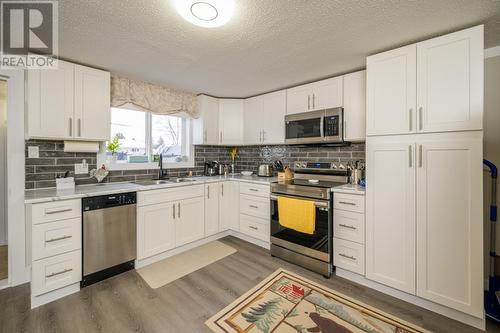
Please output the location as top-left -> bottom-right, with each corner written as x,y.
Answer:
83,192 -> 137,211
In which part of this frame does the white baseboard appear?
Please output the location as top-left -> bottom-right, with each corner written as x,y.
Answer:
31,282 -> 80,309
230,230 -> 270,250
336,268 -> 486,331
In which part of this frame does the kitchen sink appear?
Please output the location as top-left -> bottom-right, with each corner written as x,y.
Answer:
174,178 -> 197,183
135,179 -> 173,186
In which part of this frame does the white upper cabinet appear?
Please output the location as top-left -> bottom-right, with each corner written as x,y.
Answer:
26,60 -> 111,141
343,71 -> 366,142
219,99 -> 244,145
365,138 -> 416,294
27,60 -> 75,140
416,25 -> 483,133
74,65 -> 111,141
262,90 -> 286,144
193,95 -> 219,145
286,76 -> 343,115
243,95 -> 263,144
286,84 -> 312,115
311,76 -> 343,110
416,133 -> 483,317
366,45 -> 417,136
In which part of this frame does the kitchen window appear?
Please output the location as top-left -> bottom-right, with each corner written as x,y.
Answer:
101,107 -> 193,170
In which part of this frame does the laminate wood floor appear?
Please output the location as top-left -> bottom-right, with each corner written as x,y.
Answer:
0,236 -> 498,333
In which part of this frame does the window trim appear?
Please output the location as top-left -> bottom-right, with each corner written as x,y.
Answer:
98,109 -> 195,171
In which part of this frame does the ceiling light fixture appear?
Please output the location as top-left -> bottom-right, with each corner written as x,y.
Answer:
174,0 -> 234,28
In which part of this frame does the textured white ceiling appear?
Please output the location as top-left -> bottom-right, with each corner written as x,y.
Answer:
59,0 -> 500,97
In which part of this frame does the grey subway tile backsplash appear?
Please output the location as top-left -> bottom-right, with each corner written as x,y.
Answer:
25,139 -> 365,189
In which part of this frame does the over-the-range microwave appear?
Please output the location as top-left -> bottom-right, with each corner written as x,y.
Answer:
285,107 -> 344,144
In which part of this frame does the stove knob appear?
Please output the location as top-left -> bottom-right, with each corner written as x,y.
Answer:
301,162 -> 307,168
295,162 -> 301,168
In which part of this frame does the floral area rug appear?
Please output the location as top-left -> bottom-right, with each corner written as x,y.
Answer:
206,269 -> 431,333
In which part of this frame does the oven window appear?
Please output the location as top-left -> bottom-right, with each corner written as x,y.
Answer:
270,199 -> 330,253
286,118 -> 322,139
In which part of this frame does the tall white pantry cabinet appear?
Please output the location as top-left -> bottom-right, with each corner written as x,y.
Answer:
365,25 -> 484,319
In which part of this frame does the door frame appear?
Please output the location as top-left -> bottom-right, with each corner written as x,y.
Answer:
0,68 -> 28,289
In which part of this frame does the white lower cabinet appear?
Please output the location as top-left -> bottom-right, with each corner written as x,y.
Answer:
137,202 -> 176,260
175,197 -> 205,247
238,183 -> 270,242
204,182 -> 220,237
239,214 -> 269,242
334,238 -> 365,275
219,181 -> 240,231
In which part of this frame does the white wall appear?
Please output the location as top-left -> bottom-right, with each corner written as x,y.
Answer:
0,81 -> 6,246
484,48 -> 500,279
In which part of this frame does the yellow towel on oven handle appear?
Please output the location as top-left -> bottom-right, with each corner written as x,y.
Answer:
277,196 -> 316,235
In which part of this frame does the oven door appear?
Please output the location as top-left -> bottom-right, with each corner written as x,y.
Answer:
270,194 -> 332,262
285,110 -> 325,144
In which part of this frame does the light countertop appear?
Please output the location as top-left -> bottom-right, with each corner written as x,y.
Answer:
24,175 -> 278,204
331,184 -> 365,195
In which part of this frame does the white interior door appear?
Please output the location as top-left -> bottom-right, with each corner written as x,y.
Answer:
416,133 -> 483,317
175,197 -> 205,247
74,65 -> 110,141
311,76 -> 343,110
366,138 -> 416,294
262,90 -> 286,144
416,25 -> 483,133
366,45 -> 417,136
243,96 -> 263,144
343,71 -> 366,142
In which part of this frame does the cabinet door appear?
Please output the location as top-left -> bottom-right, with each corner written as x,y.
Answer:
205,183 -> 220,237
219,99 -> 244,145
417,25 -> 483,133
193,95 -> 219,145
286,84 -> 312,115
262,90 -> 286,144
343,71 -> 366,142
243,96 -> 263,144
74,65 -> 111,141
366,139 -> 416,294
219,182 -> 239,231
27,60 -> 74,139
137,202 -> 175,260
416,134 -> 483,317
366,45 -> 417,136
176,196 -> 205,247
311,76 -> 343,111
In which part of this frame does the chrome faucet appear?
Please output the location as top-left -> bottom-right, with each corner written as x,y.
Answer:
158,154 -> 168,180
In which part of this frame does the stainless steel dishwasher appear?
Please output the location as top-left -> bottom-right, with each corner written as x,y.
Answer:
81,192 -> 137,287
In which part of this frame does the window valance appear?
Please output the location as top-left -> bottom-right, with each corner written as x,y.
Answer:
110,75 -> 198,118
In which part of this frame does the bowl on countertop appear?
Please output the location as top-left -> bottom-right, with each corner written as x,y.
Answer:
241,171 -> 253,176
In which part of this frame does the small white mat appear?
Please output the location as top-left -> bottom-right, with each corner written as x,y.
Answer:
137,241 -> 237,289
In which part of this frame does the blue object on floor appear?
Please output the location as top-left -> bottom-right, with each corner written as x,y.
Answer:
484,159 -> 499,322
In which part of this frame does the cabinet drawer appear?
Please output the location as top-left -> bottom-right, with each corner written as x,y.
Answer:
334,238 -> 365,275
138,185 -> 204,206
31,250 -> 81,296
334,210 -> 365,244
31,199 -> 81,224
239,214 -> 269,242
32,218 -> 81,260
239,194 -> 270,220
239,182 -> 270,198
334,193 -> 365,213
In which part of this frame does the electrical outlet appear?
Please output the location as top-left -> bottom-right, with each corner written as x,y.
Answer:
28,146 -> 39,158
74,162 -> 89,175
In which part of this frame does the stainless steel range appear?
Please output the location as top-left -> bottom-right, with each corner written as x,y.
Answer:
270,162 -> 349,277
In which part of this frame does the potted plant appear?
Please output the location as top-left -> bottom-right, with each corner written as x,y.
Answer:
107,136 -> 121,163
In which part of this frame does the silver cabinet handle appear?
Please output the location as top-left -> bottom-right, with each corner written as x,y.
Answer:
69,118 -> 73,137
249,205 -> 258,209
409,145 -> 412,168
219,131 -> 223,143
339,201 -> 356,206
46,208 -> 72,215
339,224 -> 356,230
339,253 -> 356,261
78,118 -> 81,137
46,268 -> 72,278
419,107 -> 423,131
207,185 -> 210,199
221,184 -> 224,196
173,204 -> 175,219
409,108 -> 413,131
419,144 -> 423,168
308,95 -> 310,109
249,188 -> 258,192
312,93 -> 315,109
178,203 -> 180,218
249,226 -> 258,230
46,235 -> 72,243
